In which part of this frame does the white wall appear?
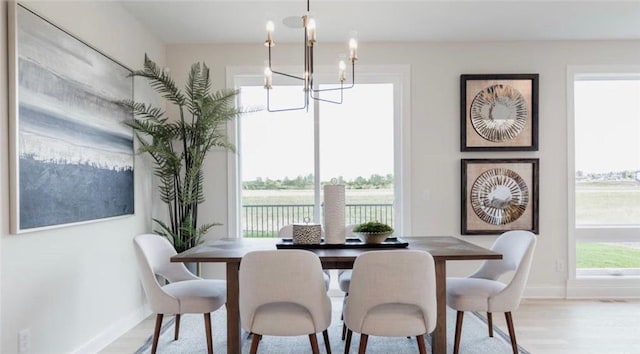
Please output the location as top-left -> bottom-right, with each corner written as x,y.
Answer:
166,40 -> 640,296
1,2 -> 165,353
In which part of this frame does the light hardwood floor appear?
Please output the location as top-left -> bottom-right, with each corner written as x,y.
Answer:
102,299 -> 640,354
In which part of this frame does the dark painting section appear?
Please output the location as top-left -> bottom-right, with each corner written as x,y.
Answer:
20,157 -> 134,229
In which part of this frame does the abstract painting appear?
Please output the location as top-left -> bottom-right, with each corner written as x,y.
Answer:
8,3 -> 134,233
461,159 -> 539,235
460,74 -> 539,151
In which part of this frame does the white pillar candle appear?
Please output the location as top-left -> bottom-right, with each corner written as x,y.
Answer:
324,184 -> 346,244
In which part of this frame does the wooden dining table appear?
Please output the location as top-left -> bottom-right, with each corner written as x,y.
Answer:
171,236 -> 502,354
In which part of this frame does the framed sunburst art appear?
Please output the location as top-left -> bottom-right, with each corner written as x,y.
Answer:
460,74 -> 539,151
461,159 -> 539,235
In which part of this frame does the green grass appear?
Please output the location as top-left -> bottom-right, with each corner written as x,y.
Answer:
575,181 -> 640,225
576,243 -> 640,268
242,188 -> 394,205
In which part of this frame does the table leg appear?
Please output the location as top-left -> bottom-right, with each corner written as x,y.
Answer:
226,262 -> 242,354
432,259 -> 447,354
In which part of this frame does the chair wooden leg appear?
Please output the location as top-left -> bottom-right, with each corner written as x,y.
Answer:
341,293 -> 348,340
309,333 -> 320,354
416,334 -> 426,354
174,314 -> 181,340
203,313 -> 213,354
323,329 -> 332,354
358,334 -> 368,354
453,311 -> 464,354
487,312 -> 493,337
151,314 -> 163,354
344,329 -> 353,354
250,333 -> 262,354
505,312 -> 519,354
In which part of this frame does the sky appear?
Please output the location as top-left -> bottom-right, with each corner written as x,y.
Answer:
239,83 -> 394,181
574,79 -> 640,174
239,78 -> 640,180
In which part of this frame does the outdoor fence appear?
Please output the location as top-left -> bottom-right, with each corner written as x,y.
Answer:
242,203 -> 394,237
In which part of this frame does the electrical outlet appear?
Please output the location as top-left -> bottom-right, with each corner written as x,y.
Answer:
18,328 -> 31,353
555,259 -> 565,272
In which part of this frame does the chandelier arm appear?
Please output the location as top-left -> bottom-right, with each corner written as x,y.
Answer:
311,59 -> 355,92
266,88 -> 309,112
271,70 -> 305,81
311,83 -> 354,93
309,81 -> 344,104
309,93 -> 344,105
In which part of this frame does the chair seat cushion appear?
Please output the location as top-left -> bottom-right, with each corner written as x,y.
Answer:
345,303 -> 429,337
338,270 -> 351,293
250,301 -> 332,336
446,277 -> 506,312
162,279 -> 226,314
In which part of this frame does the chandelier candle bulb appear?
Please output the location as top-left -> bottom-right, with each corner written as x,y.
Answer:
324,184 -> 346,244
349,38 -> 358,61
264,67 -> 272,89
265,21 -> 274,46
307,18 -> 316,43
338,60 -> 346,81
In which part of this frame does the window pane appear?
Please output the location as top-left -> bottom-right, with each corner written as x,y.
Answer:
574,80 -> 640,226
239,86 -> 314,237
319,84 -> 395,227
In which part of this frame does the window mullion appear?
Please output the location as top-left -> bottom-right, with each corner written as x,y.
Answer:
313,96 -> 321,223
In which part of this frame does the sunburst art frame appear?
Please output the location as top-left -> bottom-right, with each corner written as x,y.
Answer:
461,159 -> 539,235
460,74 -> 539,151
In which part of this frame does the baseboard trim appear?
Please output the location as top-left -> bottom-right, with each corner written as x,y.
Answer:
567,280 -> 640,299
70,306 -> 151,354
523,283 -> 640,299
523,285 -> 567,299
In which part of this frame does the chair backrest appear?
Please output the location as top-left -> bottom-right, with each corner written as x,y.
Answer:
133,234 -> 199,312
344,250 -> 437,333
471,230 -> 537,310
278,224 -> 293,237
239,250 -> 330,332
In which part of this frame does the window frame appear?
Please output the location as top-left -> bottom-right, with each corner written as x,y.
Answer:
567,65 -> 640,285
226,64 -> 412,238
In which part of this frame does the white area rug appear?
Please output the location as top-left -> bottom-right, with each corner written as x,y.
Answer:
137,299 -> 529,354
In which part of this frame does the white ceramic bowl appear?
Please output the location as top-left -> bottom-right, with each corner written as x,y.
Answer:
355,231 -> 393,244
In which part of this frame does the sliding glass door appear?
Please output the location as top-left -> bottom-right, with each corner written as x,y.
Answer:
230,68 -> 408,238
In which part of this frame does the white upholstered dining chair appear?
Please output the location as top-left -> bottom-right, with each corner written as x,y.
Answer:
133,234 -> 227,354
446,230 -> 537,354
278,224 -> 331,290
343,250 -> 437,354
239,249 -> 333,354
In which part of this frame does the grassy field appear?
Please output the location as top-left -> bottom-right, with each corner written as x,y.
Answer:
242,188 -> 394,205
575,180 -> 640,225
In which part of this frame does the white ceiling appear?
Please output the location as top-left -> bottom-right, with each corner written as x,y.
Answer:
119,1 -> 640,44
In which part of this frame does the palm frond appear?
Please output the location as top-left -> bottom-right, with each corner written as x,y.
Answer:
186,62 -> 212,116
129,54 -> 187,107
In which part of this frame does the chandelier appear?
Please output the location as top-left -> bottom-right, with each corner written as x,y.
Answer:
263,0 -> 358,112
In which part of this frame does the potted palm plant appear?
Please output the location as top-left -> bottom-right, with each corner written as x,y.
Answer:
122,55 -> 242,253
